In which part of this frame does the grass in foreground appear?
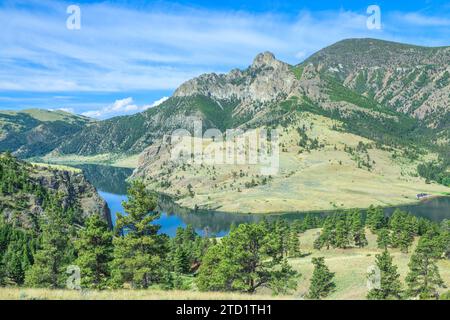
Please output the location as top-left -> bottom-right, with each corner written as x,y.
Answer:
0,288 -> 291,300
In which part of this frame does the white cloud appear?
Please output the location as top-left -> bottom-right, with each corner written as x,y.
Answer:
82,96 -> 169,118
142,96 -> 169,110
0,2 -> 449,94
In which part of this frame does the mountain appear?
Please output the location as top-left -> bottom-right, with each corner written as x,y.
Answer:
128,39 -> 450,213
304,38 -> 449,138
2,39 -> 449,159
0,153 -> 111,229
55,52 -> 299,156
57,40 -> 449,156
0,109 -> 92,158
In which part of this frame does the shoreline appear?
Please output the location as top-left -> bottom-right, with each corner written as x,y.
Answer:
158,192 -> 450,217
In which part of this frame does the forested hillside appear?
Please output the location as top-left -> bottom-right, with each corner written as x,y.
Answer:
0,153 -> 110,229
0,109 -> 92,158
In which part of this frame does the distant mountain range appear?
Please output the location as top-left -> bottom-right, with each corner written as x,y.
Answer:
1,38 -> 449,212
0,109 -> 92,158
2,38 -> 448,158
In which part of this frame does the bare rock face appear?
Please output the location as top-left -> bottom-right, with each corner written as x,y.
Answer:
0,156 -> 112,230
174,51 -> 298,102
34,169 -> 112,228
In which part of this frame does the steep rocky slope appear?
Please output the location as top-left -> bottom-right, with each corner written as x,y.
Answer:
304,38 -> 449,135
0,153 -> 111,229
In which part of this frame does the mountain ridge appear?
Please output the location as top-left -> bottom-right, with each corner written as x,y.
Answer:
0,38 -> 448,161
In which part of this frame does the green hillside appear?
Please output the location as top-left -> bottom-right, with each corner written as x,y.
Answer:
0,109 -> 92,158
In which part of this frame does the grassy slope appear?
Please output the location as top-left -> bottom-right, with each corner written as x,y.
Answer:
140,112 -> 449,213
292,229 -> 450,299
31,153 -> 140,169
1,228 -> 448,300
0,109 -> 91,124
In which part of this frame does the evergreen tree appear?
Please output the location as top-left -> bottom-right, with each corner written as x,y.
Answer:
366,205 -> 385,232
74,214 -> 113,289
335,217 -> 350,249
111,181 -> 169,288
173,246 -> 190,274
390,209 -> 417,253
376,228 -> 391,249
24,201 -> 74,288
350,210 -> 368,248
287,227 -> 302,257
406,233 -> 444,299
308,257 -> 336,299
197,221 -> 298,294
314,216 -> 334,250
367,250 -> 402,300
303,214 -> 318,230
274,220 -> 290,257
2,238 -> 31,285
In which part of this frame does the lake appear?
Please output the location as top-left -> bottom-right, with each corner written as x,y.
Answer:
75,164 -> 450,237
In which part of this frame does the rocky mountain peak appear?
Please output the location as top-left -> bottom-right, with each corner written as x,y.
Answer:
252,51 -> 277,68
173,51 -> 295,100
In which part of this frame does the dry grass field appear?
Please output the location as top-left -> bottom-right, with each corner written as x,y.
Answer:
0,288 -> 291,301
292,229 -> 450,300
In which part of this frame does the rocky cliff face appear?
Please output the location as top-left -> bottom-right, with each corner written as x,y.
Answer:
0,155 -> 111,229
32,168 -> 112,228
174,51 -> 298,102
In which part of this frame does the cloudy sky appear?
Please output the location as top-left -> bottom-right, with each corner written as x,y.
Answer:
1,0 -> 449,118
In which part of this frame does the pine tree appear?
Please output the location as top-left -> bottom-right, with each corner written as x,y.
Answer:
406,233 -> 444,299
314,217 -> 333,250
74,214 -> 113,289
335,217 -> 349,249
274,220 -> 290,257
24,202 -> 74,288
111,181 -> 169,288
366,205 -> 385,232
398,230 -> 413,253
390,209 -> 417,252
376,228 -> 391,249
197,221 -> 298,294
367,250 -> 402,300
2,238 -> 31,285
173,246 -> 190,274
287,227 -> 301,257
308,257 -> 336,299
350,210 -> 368,248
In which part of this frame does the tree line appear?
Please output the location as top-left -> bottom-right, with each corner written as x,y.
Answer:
313,206 -> 450,299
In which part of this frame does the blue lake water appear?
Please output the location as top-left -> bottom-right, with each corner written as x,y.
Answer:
99,190 -> 228,237
77,164 -> 450,237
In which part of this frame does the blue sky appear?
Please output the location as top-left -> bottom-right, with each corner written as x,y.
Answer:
1,0 -> 449,118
